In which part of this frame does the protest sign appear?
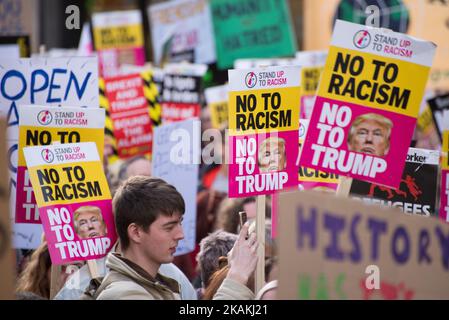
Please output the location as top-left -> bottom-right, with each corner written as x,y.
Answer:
162,72 -> 202,123
16,105 -> 105,224
103,73 -> 153,159
0,57 -> 98,248
350,148 -> 439,216
298,119 -> 339,192
152,119 -> 200,255
300,66 -> 324,119
440,131 -> 449,222
205,85 -> 228,129
23,142 -> 116,265
228,66 -> 300,197
210,0 -> 297,69
299,20 -> 436,189
0,118 -> 15,299
278,190 -> 449,299
415,102 -> 441,150
92,10 -> 145,77
428,93 -> 449,143
302,0 -> 449,90
148,0 -> 215,65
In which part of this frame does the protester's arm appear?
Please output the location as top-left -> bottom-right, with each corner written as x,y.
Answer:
213,223 -> 258,300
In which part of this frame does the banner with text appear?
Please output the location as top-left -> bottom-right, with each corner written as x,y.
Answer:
16,105 -> 105,224
205,84 -> 228,129
228,66 -> 301,197
103,73 -> 153,159
0,57 -> 98,248
278,190 -> 449,299
350,147 -> 439,217
299,20 -> 436,188
23,142 -> 116,265
92,10 -> 145,77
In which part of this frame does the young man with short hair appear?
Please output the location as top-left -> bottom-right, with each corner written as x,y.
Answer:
96,176 -> 185,300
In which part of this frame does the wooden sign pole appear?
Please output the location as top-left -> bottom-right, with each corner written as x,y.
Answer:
255,195 -> 266,294
87,259 -> 100,279
336,176 -> 353,197
49,264 -> 62,299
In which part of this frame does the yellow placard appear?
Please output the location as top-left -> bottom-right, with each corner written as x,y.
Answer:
18,127 -> 104,166
298,167 -> 339,183
29,161 -> 111,207
301,66 -> 324,96
94,24 -> 144,50
210,101 -> 228,129
229,87 -> 300,135
318,46 -> 430,118
442,130 -> 449,170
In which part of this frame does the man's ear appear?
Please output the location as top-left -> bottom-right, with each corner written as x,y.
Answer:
127,223 -> 142,245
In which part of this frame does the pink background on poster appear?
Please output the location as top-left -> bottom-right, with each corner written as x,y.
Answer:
16,166 -> 39,223
40,199 -> 117,265
298,181 -> 338,191
440,170 -> 449,222
300,96 -> 416,188
228,131 -> 299,198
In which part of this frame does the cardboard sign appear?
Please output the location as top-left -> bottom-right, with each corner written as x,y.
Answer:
205,85 -> 228,129
302,0 -> 449,90
0,118 -> 15,300
300,66 -> 324,119
210,0 -> 297,69
440,131 -> 449,222
228,66 -> 301,197
299,20 -> 436,188
23,142 -> 116,265
103,73 -> 153,159
152,119 -> 200,255
92,10 -> 146,77
161,73 -> 202,123
278,190 -> 449,299
298,119 -> 339,192
148,0 -> 216,65
16,105 -> 105,224
0,57 -> 98,249
350,148 -> 439,217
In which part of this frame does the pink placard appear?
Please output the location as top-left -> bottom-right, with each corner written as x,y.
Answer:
228,131 -> 299,197
15,166 -> 39,223
300,96 -> 416,188
40,199 -> 117,265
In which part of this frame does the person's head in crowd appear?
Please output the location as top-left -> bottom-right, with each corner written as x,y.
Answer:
258,137 -> 287,173
16,241 -> 51,299
214,197 -> 270,234
196,230 -> 238,290
118,155 -> 152,181
347,113 -> 393,157
196,190 -> 227,242
73,206 -> 107,239
202,264 -> 230,300
113,176 -> 185,273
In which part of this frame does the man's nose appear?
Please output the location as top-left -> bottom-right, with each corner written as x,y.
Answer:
365,132 -> 374,143
87,221 -> 94,229
174,224 -> 184,241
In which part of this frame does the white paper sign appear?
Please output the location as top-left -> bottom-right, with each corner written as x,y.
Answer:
152,118 -> 200,256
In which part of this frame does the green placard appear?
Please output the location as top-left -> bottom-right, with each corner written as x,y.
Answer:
211,0 -> 297,69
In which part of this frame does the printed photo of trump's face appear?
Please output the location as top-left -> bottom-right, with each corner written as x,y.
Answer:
73,206 -> 108,239
347,113 -> 393,157
258,137 -> 287,173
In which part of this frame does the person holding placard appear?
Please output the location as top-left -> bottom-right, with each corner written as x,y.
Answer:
96,176 -> 185,300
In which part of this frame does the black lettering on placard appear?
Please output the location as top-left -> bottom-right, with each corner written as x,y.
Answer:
328,52 -> 410,109
26,130 -> 52,146
41,182 -> 102,202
